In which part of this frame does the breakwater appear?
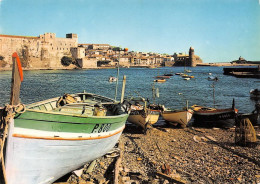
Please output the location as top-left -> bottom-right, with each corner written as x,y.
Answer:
223,66 -> 260,78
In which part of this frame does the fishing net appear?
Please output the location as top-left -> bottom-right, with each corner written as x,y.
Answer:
235,118 -> 257,147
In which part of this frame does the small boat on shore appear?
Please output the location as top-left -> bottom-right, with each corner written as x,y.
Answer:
250,89 -> 260,99
191,101 -> 237,128
126,98 -> 160,130
4,92 -> 128,184
162,109 -> 193,128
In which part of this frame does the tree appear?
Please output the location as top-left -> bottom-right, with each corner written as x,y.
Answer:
61,56 -> 72,66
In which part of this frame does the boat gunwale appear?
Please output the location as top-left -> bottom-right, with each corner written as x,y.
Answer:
26,92 -> 115,108
162,110 -> 193,114
23,108 -> 128,119
22,92 -> 127,119
193,108 -> 235,114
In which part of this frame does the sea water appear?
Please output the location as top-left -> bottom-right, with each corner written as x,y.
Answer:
0,67 -> 259,113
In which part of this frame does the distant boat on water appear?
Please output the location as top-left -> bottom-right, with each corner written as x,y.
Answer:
164,73 -> 173,76
155,76 -> 171,79
154,79 -> 166,82
185,69 -> 192,73
109,76 -> 117,82
175,73 -> 183,75
208,76 -> 218,81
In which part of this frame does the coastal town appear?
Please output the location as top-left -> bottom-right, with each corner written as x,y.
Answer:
0,32 -> 204,70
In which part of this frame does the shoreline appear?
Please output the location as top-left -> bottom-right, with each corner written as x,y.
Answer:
0,63 -> 259,71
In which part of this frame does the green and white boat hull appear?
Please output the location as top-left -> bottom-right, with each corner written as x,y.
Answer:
5,93 -> 128,184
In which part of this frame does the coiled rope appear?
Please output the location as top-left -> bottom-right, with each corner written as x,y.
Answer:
0,103 -> 26,183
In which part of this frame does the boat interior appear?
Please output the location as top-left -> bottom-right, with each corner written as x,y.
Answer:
26,93 -> 126,116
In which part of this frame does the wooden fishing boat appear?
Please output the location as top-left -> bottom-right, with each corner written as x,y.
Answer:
4,93 -> 128,184
191,102 -> 237,128
125,98 -> 160,129
162,109 -> 193,128
2,53 -> 128,184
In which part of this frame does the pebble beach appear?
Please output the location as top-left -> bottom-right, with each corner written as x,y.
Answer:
55,124 -> 260,184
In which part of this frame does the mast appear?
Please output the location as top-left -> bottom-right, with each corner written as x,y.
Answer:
114,47 -> 128,101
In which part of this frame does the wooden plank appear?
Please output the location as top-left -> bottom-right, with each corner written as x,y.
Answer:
114,139 -> 124,184
120,75 -> 126,103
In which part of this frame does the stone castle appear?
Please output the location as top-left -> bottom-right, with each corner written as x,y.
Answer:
0,32 -> 203,69
0,33 -> 78,69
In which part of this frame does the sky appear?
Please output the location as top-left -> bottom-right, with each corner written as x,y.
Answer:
0,0 -> 259,63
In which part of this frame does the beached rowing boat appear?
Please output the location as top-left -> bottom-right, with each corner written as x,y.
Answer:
125,97 -> 160,130
191,102 -> 237,128
162,109 -> 193,128
2,53 -> 128,184
5,92 -> 128,184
